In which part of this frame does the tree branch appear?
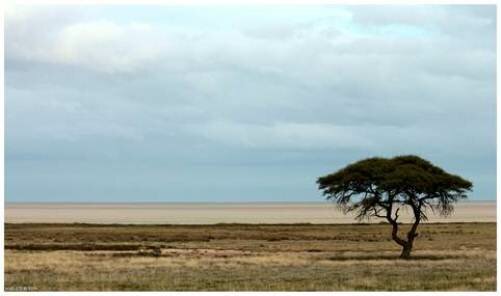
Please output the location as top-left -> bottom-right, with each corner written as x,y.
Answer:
372,207 -> 386,219
394,207 -> 400,221
385,203 -> 407,246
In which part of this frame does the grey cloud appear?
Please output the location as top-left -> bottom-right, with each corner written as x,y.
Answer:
5,5 -> 496,201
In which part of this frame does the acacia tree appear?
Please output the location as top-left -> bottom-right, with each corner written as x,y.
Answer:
317,155 -> 472,259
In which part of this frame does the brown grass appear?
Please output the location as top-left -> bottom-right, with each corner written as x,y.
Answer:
4,222 -> 496,291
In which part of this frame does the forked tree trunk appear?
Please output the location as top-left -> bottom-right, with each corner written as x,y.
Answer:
400,203 -> 421,259
388,210 -> 420,260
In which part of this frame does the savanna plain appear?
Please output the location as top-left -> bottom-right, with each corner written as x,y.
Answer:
4,222 -> 496,291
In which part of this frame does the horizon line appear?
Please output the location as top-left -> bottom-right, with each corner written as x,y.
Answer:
5,199 -> 496,204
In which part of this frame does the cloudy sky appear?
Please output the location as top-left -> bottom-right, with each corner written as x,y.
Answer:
5,5 -> 496,202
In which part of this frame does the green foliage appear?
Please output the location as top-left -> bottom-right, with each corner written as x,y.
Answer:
317,155 -> 473,220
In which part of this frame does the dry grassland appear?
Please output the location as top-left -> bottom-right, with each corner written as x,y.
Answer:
4,222 -> 496,291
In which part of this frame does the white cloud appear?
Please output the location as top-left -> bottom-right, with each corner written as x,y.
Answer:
193,120 -> 373,150
54,21 -> 162,73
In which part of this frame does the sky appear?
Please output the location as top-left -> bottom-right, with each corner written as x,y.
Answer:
5,5 -> 496,202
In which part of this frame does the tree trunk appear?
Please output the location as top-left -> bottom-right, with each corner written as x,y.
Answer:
400,201 -> 421,259
399,243 -> 412,259
387,206 -> 419,259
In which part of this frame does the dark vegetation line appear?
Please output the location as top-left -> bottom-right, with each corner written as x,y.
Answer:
4,222 -> 494,228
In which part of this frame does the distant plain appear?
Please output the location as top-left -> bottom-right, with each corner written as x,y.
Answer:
5,201 -> 496,224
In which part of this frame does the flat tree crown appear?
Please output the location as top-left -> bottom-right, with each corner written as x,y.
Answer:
317,155 -> 473,219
